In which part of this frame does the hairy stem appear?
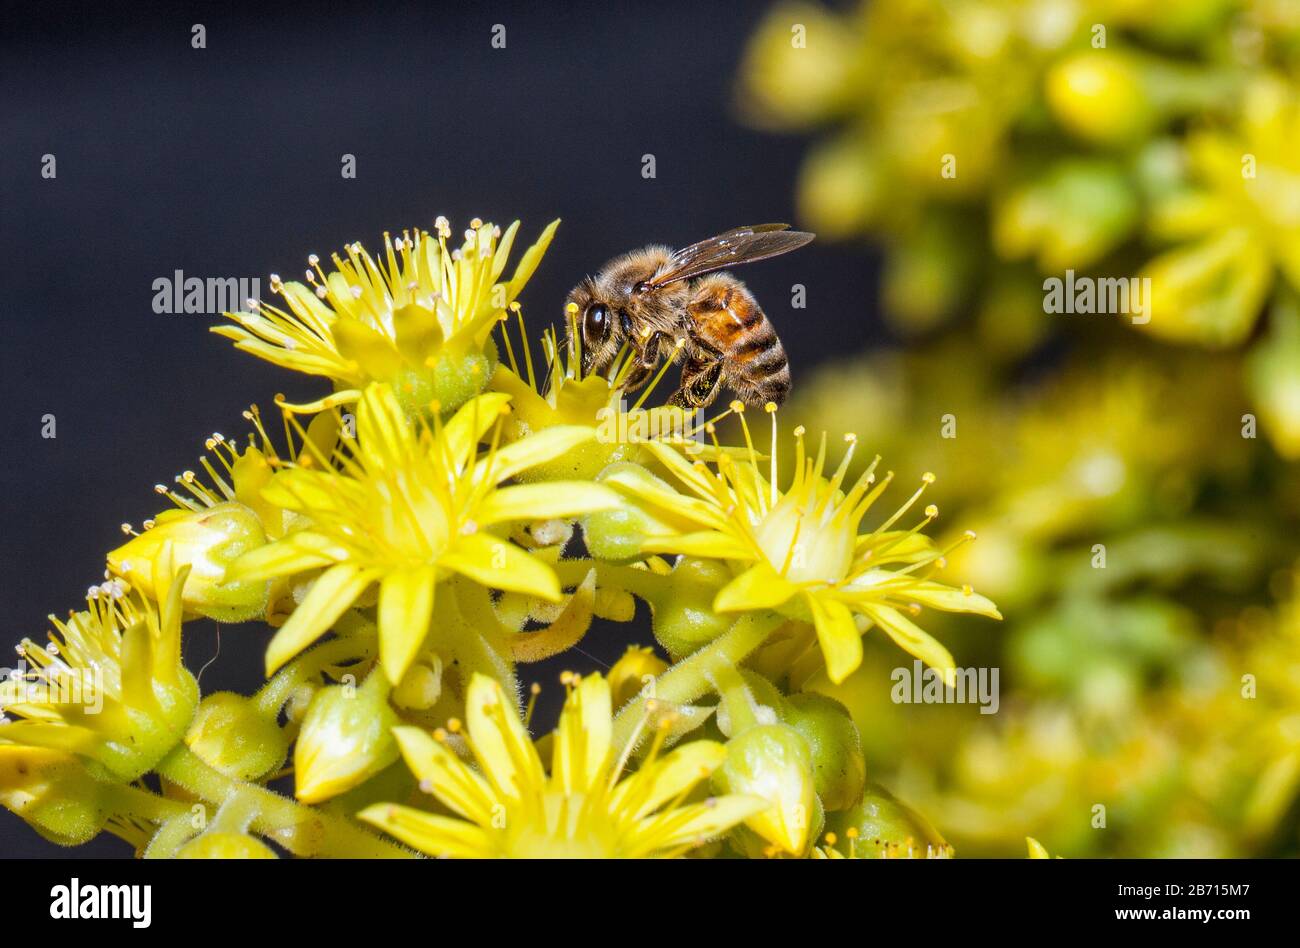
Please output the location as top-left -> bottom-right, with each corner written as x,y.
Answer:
155,745 -> 412,858
612,611 -> 783,751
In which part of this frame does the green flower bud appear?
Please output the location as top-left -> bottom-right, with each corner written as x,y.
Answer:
185,692 -> 289,781
294,673 -> 400,804
651,557 -> 735,660
782,693 -> 867,812
177,832 -> 278,859
583,463 -> 710,566
826,782 -> 953,858
108,501 -> 269,622
0,746 -> 109,846
713,723 -> 820,856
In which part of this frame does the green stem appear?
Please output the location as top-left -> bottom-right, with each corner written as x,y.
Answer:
255,635 -> 374,717
612,611 -> 783,751
142,814 -> 198,859
155,745 -> 413,858
551,558 -> 672,603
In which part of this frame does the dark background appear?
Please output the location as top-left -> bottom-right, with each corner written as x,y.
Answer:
0,0 -> 885,856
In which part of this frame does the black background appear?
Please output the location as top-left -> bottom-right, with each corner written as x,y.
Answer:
0,1 -> 885,856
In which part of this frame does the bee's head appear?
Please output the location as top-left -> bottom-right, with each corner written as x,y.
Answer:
565,276 -> 627,377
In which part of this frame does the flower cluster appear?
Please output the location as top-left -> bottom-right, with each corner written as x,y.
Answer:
740,0 -> 1300,457
1,218 -> 997,858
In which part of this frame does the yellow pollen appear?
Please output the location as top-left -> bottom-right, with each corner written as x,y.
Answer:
922,472 -> 936,484
729,400 -> 745,413
793,425 -> 806,437
764,401 -> 777,413
565,302 -> 578,313
446,718 -> 462,734
925,504 -> 939,518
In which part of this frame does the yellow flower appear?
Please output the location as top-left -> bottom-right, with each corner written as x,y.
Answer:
215,218 -> 558,414
225,383 -> 621,684
1139,77 -> 1300,347
0,558 -> 195,783
359,672 -> 764,857
607,404 -> 1000,684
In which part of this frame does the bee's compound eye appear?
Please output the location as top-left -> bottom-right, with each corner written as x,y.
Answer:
584,304 -> 610,341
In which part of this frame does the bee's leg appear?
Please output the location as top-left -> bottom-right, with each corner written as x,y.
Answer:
669,356 -> 725,409
617,332 -> 663,394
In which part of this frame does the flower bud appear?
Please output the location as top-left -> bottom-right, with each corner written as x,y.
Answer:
583,463 -> 700,565
826,782 -> 953,858
176,832 -> 279,859
782,693 -> 867,811
0,746 -> 108,846
185,692 -> 288,781
108,502 -> 269,622
294,673 -> 400,804
651,557 -> 735,660
713,723 -> 820,856
392,652 -> 443,711
1046,51 -> 1153,146
607,645 -> 667,708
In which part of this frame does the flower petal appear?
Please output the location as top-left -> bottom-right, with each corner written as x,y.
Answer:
357,804 -> 493,858
805,592 -> 863,685
642,531 -> 755,561
390,726 -> 495,824
860,604 -> 957,688
226,532 -> 345,583
714,561 -> 799,612
355,383 -> 412,471
442,393 -> 513,471
464,673 -> 545,803
476,482 -> 621,526
475,426 -> 598,484
630,794 -> 769,856
378,567 -> 437,684
611,740 -> 726,819
443,533 -> 561,601
552,673 -> 612,795
265,564 -> 374,675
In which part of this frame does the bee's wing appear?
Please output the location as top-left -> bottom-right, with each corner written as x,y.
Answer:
642,224 -> 814,290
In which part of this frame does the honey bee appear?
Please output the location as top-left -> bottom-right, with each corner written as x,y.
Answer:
565,223 -> 814,409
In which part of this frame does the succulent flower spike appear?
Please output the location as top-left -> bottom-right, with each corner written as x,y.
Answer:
215,218 -> 559,415
602,403 -> 1001,684
360,672 -> 765,858
224,382 -> 621,684
0,557 -> 197,784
